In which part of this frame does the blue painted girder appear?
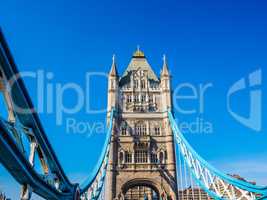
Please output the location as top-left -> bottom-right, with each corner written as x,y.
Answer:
0,28 -> 77,199
0,119 -> 77,199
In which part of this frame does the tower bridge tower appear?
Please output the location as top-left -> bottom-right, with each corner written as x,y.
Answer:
106,48 -> 177,200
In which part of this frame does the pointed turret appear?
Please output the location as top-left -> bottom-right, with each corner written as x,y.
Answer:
109,54 -> 118,76
107,54 -> 119,114
160,54 -> 171,110
161,54 -> 170,77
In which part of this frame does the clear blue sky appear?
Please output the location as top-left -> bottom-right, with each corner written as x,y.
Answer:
0,0 -> 266,198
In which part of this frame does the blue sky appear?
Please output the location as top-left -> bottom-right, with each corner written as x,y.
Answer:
0,0 -> 266,198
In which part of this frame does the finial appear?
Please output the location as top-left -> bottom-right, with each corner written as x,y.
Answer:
112,54 -> 116,63
109,54 -> 118,76
161,54 -> 170,76
163,54 -> 167,64
133,45 -> 145,58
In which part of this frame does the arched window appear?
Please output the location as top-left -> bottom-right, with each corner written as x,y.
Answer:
141,80 -> 146,89
134,80 -> 139,89
121,121 -> 127,136
151,152 -> 158,163
154,126 -> 160,135
159,151 -> 165,164
135,122 -> 147,136
119,151 -> 124,164
135,150 -> 148,163
126,95 -> 132,103
121,127 -> 127,136
149,95 -> 153,103
134,95 -> 139,102
142,124 -> 146,135
125,151 -> 132,163
134,142 -> 148,163
141,95 -> 146,103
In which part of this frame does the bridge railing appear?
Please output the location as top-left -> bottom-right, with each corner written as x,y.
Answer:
168,110 -> 267,200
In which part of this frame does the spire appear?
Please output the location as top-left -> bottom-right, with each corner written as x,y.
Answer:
109,54 -> 118,76
161,54 -> 170,76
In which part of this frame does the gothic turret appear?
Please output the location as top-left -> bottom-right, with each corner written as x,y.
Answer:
160,55 -> 171,110
109,54 -> 118,76
107,54 -> 118,113
161,54 -> 170,77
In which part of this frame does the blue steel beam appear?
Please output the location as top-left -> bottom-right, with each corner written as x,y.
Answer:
0,119 -> 77,199
0,28 -> 78,199
168,110 -> 267,199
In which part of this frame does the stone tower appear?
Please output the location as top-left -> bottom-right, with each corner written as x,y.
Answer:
106,48 -> 177,200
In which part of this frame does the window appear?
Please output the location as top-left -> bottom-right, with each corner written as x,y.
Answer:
119,152 -> 124,164
135,123 -> 147,136
154,127 -> 160,135
150,82 -> 159,90
134,150 -> 148,163
141,95 -> 146,102
136,125 -> 141,135
150,82 -> 154,89
121,127 -> 127,135
142,124 -> 147,135
151,153 -> 158,163
125,151 -> 132,163
149,95 -> 153,103
127,95 -> 132,103
159,152 -> 165,164
134,80 -> 139,89
154,96 -> 157,105
141,80 -> 146,89
134,95 -> 139,102
121,121 -> 127,136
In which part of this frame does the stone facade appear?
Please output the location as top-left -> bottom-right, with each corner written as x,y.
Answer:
105,49 -> 177,200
